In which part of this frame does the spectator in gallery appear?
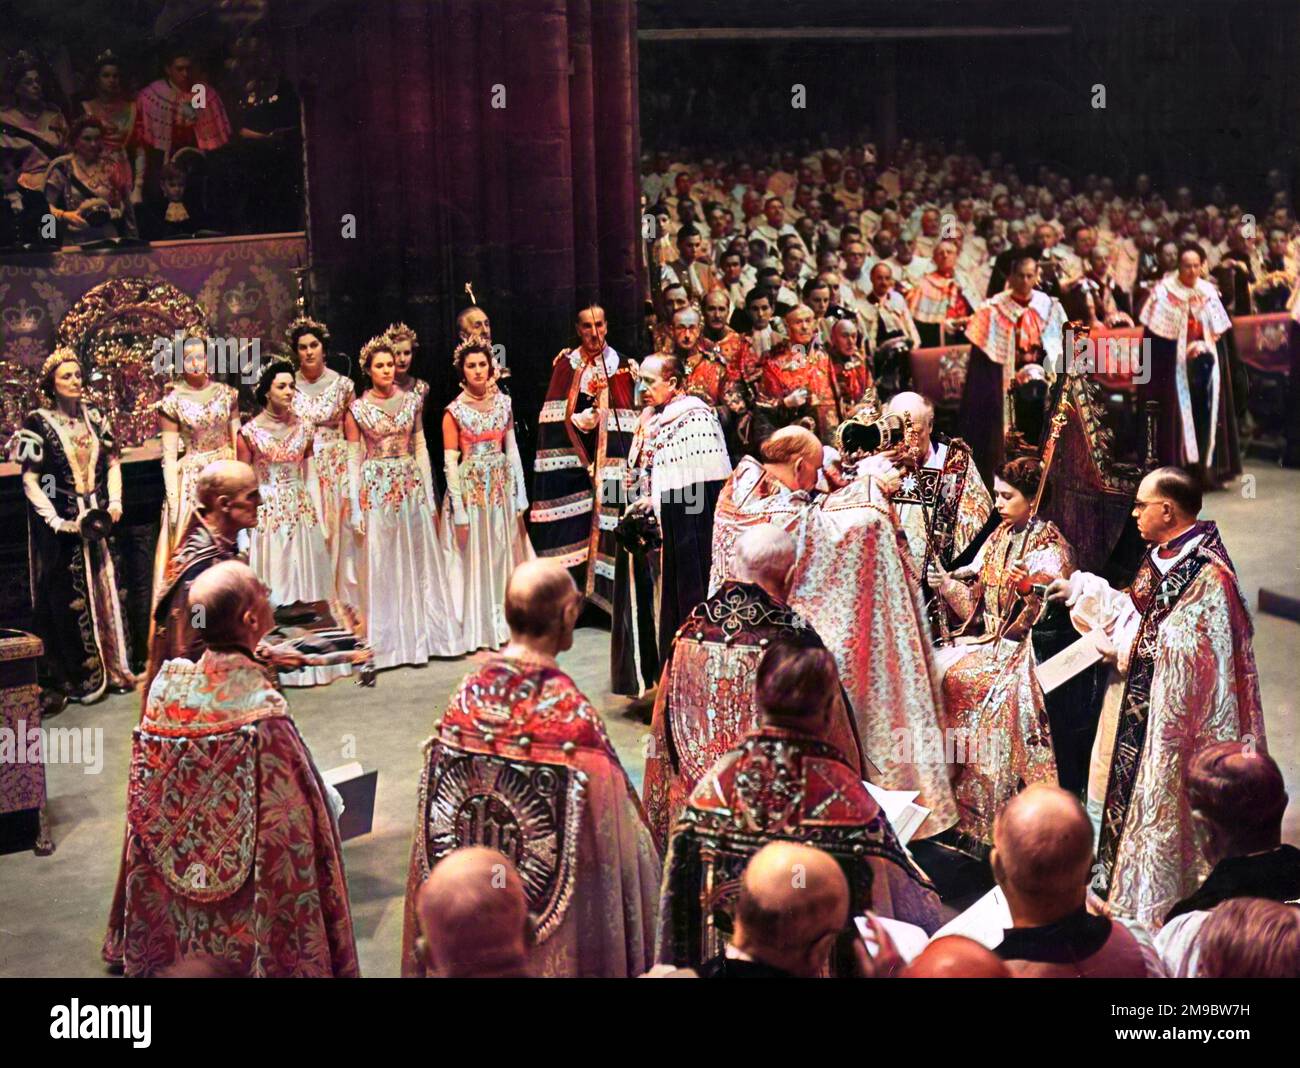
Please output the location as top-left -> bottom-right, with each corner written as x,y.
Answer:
44,115 -> 139,243
78,49 -> 143,203
134,45 -> 232,200
226,32 -> 303,234
137,160 -> 205,241
0,52 -> 68,192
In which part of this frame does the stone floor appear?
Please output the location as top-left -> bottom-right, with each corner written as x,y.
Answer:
1,460 -> 1297,977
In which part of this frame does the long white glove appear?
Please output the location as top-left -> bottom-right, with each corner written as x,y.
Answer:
413,429 -> 437,511
346,441 -> 365,534
22,471 -> 78,534
107,460 -> 123,520
161,429 -> 180,527
444,448 -> 467,525
505,428 -> 529,514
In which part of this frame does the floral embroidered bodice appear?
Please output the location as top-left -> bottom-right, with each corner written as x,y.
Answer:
293,370 -> 354,443
239,416 -> 318,535
351,390 -> 421,460
160,383 -> 237,456
449,392 -> 509,458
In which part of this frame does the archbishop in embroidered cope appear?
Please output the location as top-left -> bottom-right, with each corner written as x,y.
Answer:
710,446 -> 958,835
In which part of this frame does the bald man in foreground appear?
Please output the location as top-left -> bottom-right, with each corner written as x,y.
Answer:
416,848 -> 532,978
642,525 -> 864,849
991,785 -> 1164,977
143,458 -> 261,709
401,560 -> 660,978
902,936 -> 1010,978
104,561 -> 359,976
650,842 -> 851,978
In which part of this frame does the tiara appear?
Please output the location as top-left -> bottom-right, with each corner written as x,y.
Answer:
41,347 -> 79,378
359,333 -> 393,368
93,49 -> 119,69
385,321 -> 418,347
285,315 -> 330,348
452,335 -> 493,366
11,49 -> 38,70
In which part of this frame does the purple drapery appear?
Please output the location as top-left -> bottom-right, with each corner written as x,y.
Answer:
289,0 -> 642,437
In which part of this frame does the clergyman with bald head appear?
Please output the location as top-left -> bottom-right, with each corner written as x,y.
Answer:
400,560 -> 661,978
104,560 -> 360,977
141,458 -> 261,711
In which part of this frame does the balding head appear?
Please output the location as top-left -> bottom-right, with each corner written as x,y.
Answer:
732,842 -> 849,977
992,785 -> 1094,925
417,848 -> 531,978
885,391 -> 934,432
903,936 -> 1011,978
188,560 -> 271,648
884,391 -> 935,461
194,459 -> 260,538
1188,741 -> 1287,861
503,560 -> 582,654
734,526 -> 797,602
196,459 -> 257,511
760,425 -> 823,492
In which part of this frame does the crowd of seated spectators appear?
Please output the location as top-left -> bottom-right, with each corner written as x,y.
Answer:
0,29 -> 301,252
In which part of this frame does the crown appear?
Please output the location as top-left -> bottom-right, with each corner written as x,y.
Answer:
40,346 -> 79,378
285,315 -> 329,349
3,299 -> 45,335
93,49 -> 119,69
223,280 -> 263,317
10,49 -> 38,71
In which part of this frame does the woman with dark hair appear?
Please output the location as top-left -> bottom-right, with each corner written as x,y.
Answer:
18,349 -> 133,704
343,335 -> 462,666
289,317 -> 354,594
79,49 -> 142,201
440,338 -> 534,651
929,456 -> 1076,854
44,113 -> 137,243
0,52 -> 68,191
236,360 -> 350,686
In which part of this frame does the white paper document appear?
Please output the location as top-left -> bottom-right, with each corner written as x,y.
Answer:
863,781 -> 931,846
1035,629 -> 1107,693
931,886 -> 1013,949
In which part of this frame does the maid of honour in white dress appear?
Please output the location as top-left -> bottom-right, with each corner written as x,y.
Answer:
441,340 -> 535,651
237,361 -> 351,686
153,338 -> 239,595
344,335 -> 463,667
288,317 -> 355,595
